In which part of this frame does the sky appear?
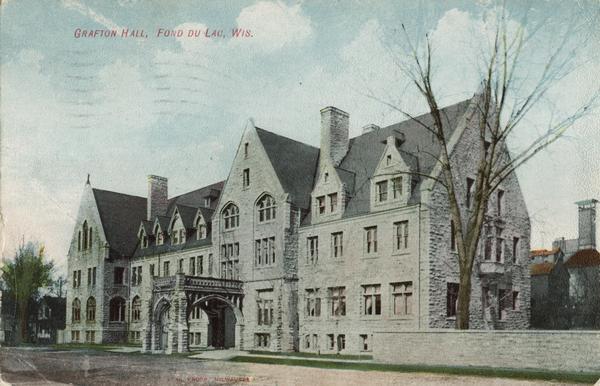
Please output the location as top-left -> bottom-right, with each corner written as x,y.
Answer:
1,0 -> 599,275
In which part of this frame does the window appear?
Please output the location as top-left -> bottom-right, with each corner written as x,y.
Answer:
512,291 -> 520,311
222,203 -> 239,230
78,231 -> 81,251
220,242 -> 240,280
360,334 -> 373,352
499,289 -> 508,320
484,226 -> 493,260
257,290 -> 274,326
497,189 -> 504,216
484,140 -> 491,157
163,261 -> 170,277
132,266 -> 142,286
376,180 -> 388,202
194,332 -> 201,345
204,197 -> 211,207
386,154 -> 392,165
329,287 -> 346,316
208,254 -> 213,276
141,233 -> 148,248
447,282 -> 459,317
72,298 -> 81,322
328,193 -> 338,213
254,237 -> 276,266
495,227 -> 504,262
304,334 -> 311,349
109,297 -> 126,322
394,221 -> 409,251
87,268 -> 92,286
512,237 -> 520,263
243,168 -> 250,187
327,334 -> 334,350
331,232 -> 343,258
150,264 -> 155,277
450,220 -> 457,252
365,226 -> 378,254
191,305 -> 202,320
114,267 -> 125,285
324,172 -> 329,182
86,330 -> 96,343
466,178 -> 475,208
307,236 -> 318,264
306,288 -> 321,317
317,196 -> 325,215
392,177 -> 403,198
82,221 -> 89,250
155,226 -> 164,245
362,284 -> 381,315
257,195 -> 276,222
255,333 -> 270,348
199,256 -> 204,275
244,142 -> 249,158
131,297 -> 141,322
73,270 -> 82,288
336,334 -> 346,351
71,330 -> 80,342
179,258 -> 184,273
189,257 -> 196,276
392,282 -> 413,316
179,229 -> 186,244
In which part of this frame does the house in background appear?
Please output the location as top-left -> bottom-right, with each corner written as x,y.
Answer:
30,295 -> 66,344
530,251 -> 570,329
564,249 -> 600,328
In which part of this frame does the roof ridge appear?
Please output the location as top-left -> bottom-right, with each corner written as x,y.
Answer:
92,187 -> 145,200
255,127 -> 319,151
168,180 -> 225,202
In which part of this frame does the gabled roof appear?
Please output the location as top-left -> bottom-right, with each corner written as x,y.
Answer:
531,262 -> 555,276
173,204 -> 198,229
196,207 -> 215,223
140,220 -> 153,236
256,127 -> 320,209
166,181 -> 224,213
339,99 -> 472,218
565,249 -> 600,268
92,188 -> 146,258
154,216 -> 170,233
530,248 -> 560,258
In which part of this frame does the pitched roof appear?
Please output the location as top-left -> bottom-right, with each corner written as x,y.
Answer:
530,248 -> 560,258
564,249 -> 600,268
140,220 -> 153,235
174,204 -> 198,229
256,127 -> 320,209
531,262 -> 555,276
340,99 -> 472,218
92,188 -> 146,258
166,181 -> 224,213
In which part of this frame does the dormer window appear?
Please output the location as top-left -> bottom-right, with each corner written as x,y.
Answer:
392,177 -> 403,198
222,203 -> 240,230
154,225 -> 164,245
172,230 -> 179,244
386,154 -> 392,165
257,194 -> 276,223
317,196 -> 326,215
376,181 -> 388,202
197,224 -> 207,239
329,193 -> 338,212
139,229 -> 149,249
204,197 -> 211,207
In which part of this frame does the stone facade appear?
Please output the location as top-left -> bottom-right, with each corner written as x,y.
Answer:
65,95 -> 531,353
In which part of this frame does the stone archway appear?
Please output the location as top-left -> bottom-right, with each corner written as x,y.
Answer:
189,294 -> 244,350
150,297 -> 172,353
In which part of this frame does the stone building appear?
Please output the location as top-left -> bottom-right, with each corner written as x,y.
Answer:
65,93 -> 531,354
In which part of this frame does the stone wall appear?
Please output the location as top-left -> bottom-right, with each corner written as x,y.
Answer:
373,330 -> 600,372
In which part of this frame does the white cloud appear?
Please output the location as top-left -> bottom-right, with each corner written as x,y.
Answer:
61,0 -> 123,31
233,1 -> 313,52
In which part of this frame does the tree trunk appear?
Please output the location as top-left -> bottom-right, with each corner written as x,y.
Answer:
456,268 -> 473,329
18,303 -> 28,343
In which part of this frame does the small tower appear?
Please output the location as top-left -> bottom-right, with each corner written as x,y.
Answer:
576,199 -> 597,250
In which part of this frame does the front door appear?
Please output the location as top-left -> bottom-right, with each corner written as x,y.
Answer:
160,308 -> 169,351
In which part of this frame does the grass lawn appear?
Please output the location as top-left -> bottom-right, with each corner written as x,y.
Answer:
51,343 -> 140,351
246,350 -> 373,361
230,355 -> 600,384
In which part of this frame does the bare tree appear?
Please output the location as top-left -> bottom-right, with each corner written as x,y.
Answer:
369,4 -> 600,328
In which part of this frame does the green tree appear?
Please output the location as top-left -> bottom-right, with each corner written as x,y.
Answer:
1,242 -> 54,343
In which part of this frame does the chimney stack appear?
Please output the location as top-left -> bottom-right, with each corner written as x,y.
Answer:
147,175 -> 168,221
320,106 -> 349,167
362,124 -> 380,134
577,199 -> 597,250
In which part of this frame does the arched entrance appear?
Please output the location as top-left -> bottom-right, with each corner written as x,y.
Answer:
152,297 -> 171,353
159,307 -> 170,351
189,295 -> 242,349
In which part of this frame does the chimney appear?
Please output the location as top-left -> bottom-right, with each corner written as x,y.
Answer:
577,199 -> 597,250
362,124 -> 380,134
320,106 -> 349,167
147,175 -> 168,221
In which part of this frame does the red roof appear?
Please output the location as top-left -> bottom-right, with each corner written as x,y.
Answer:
565,249 -> 600,268
531,262 -> 555,276
530,248 -> 560,258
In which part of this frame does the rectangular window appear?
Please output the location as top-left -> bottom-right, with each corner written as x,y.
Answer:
328,193 -> 338,212
512,237 -> 520,263
317,196 -> 325,215
131,267 -> 137,286
376,180 -> 388,202
392,177 -> 403,198
73,271 -> 77,288
257,290 -> 274,326
394,221 -> 409,251
179,258 -> 184,273
360,334 -> 373,352
392,282 -> 413,316
243,168 -> 250,187
327,334 -> 334,350
199,256 -> 203,275
137,266 -> 142,285
466,178 -> 475,208
254,333 -> 270,348
362,284 -> 381,316
365,226 -> 378,254
337,334 -> 346,351
447,282 -> 459,317
329,287 -> 346,316
244,142 -> 249,158
172,230 -> 179,244
497,189 -> 504,216
307,236 -> 318,264
114,267 -> 124,285
331,232 -> 343,258
450,220 -> 457,252
150,264 -> 155,277
77,270 -> 81,288
512,291 -> 520,311
163,261 -> 170,277
92,267 -> 96,286
190,257 -> 196,276
495,227 -> 504,263
484,227 -> 493,261
306,288 -> 321,317
88,268 -> 92,286
499,289 -> 508,320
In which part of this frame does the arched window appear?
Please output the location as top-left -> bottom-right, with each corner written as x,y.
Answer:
257,195 -> 276,223
109,297 -> 126,322
86,297 -> 96,322
82,221 -> 89,250
154,225 -> 164,245
131,296 -> 141,322
72,298 -> 81,323
196,217 -> 207,240
222,203 -> 239,230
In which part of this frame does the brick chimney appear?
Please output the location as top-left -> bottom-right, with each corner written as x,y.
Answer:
577,199 -> 597,250
147,175 -> 168,221
320,106 -> 349,167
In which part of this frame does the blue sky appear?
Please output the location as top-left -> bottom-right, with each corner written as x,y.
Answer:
1,0 -> 599,274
